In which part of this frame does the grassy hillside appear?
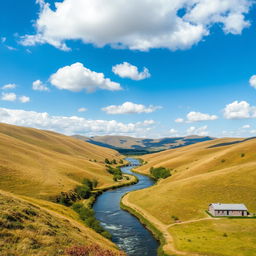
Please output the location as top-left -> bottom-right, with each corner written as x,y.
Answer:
0,123 -> 122,199
0,190 -> 124,256
123,137 -> 256,256
0,123 -> 130,255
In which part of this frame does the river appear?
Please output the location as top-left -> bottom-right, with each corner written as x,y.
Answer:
93,158 -> 159,256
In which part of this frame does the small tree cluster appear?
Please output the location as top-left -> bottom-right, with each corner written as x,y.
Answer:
66,245 -> 126,256
56,191 -> 81,206
106,165 -> 123,181
105,159 -> 118,165
150,167 -> 171,180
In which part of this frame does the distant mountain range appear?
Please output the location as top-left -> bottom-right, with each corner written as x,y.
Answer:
73,135 -> 214,154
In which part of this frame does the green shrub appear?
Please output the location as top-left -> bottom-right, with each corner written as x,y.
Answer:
105,158 -> 110,164
75,185 -> 91,199
106,166 -> 123,181
150,167 -> 171,180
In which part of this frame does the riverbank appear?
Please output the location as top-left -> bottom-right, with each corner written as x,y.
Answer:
120,164 -> 198,256
121,193 -> 201,256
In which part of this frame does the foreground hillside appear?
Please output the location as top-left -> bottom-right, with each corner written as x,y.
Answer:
0,123 -> 129,255
74,134 -> 212,154
123,137 -> 256,256
0,190 -> 124,256
0,123 -> 122,199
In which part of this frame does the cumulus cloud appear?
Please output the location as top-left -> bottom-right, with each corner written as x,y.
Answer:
176,111 -> 218,123
242,124 -> 251,129
78,108 -> 87,113
20,0 -> 252,51
186,111 -> 218,122
223,101 -> 256,119
102,101 -> 162,114
32,80 -> 49,91
187,125 -> 208,136
249,75 -> 256,88
0,107 -> 155,136
175,118 -> 184,123
19,96 -> 30,103
112,62 -> 151,80
2,83 -> 16,90
50,62 -> 121,92
1,93 -> 17,101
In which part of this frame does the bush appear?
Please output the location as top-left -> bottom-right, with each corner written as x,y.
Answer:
105,158 -> 111,164
106,166 -> 123,181
56,191 -> 81,206
82,179 -> 93,190
75,185 -> 91,199
150,167 -> 171,180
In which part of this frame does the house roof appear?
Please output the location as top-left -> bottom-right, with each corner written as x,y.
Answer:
210,203 -> 248,211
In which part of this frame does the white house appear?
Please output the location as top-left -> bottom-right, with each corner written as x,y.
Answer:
208,203 -> 249,217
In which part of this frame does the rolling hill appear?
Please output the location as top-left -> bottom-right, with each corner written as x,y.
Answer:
0,123 -> 123,199
123,137 -> 256,256
73,135 -> 213,154
0,123 -> 127,256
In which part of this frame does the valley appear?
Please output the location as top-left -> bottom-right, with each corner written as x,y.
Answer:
0,123 -> 255,256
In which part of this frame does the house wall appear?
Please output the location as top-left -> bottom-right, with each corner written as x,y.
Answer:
213,210 -> 247,216
208,205 -> 215,215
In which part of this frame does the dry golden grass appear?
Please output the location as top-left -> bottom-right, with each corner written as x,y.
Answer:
0,123 -> 122,199
125,137 -> 256,255
0,190 -> 121,256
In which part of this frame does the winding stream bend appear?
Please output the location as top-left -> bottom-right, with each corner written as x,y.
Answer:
93,158 -> 159,256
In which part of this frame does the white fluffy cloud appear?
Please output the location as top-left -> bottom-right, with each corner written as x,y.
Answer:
19,96 -> 30,103
242,124 -> 251,129
187,125 -> 208,136
50,62 -> 121,92
32,80 -> 49,91
78,108 -> 87,113
2,83 -> 16,90
0,107 -> 155,136
176,111 -> 218,123
102,102 -> 162,114
1,93 -> 17,101
20,0 -> 252,51
186,111 -> 218,122
249,75 -> 256,88
112,62 -> 151,80
223,101 -> 256,119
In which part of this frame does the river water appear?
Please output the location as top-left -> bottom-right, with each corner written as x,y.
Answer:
93,158 -> 159,256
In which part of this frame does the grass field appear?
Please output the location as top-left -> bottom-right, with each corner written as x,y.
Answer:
170,219 -> 256,256
123,137 -> 256,256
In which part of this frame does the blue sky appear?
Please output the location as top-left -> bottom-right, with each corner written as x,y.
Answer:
0,0 -> 256,138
